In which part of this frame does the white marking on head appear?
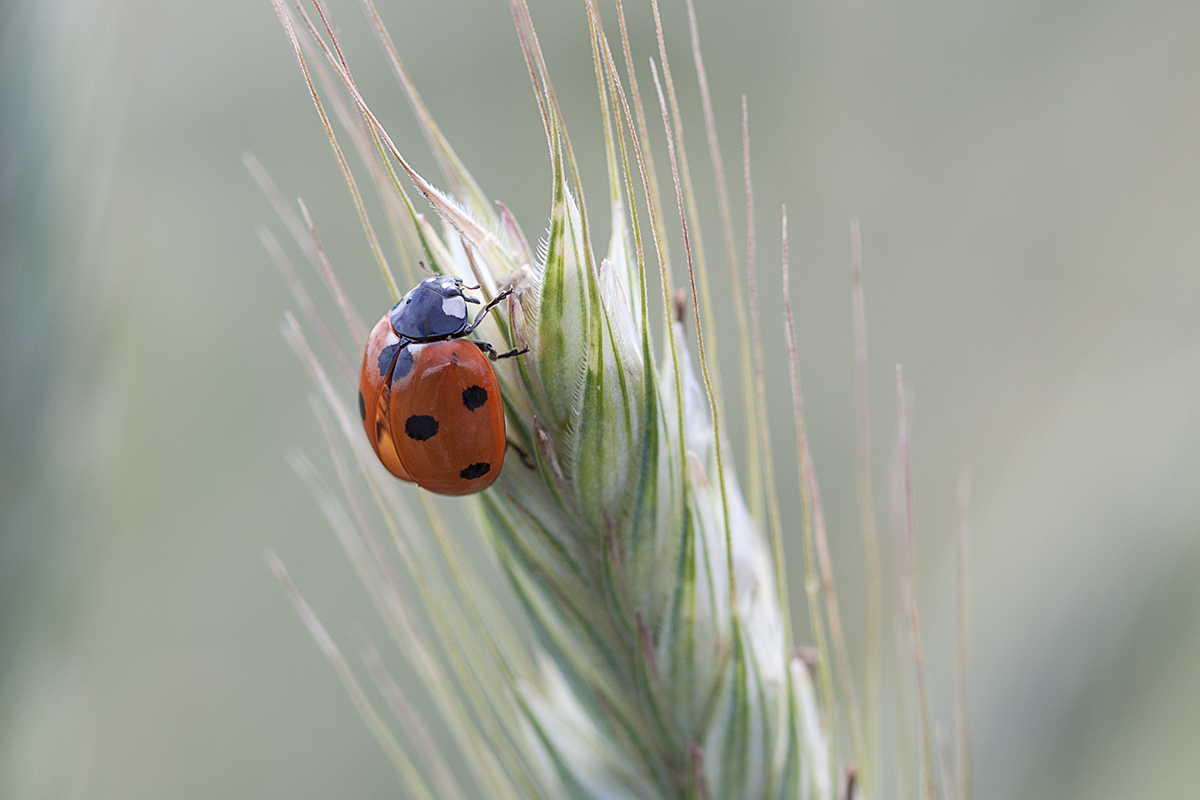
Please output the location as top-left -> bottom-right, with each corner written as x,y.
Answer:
442,295 -> 467,319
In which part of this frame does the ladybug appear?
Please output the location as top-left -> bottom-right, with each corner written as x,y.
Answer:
358,275 -> 525,496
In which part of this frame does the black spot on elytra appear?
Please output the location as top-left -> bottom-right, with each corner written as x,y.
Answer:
393,347 -> 414,380
459,462 -> 490,480
462,385 -> 488,411
404,414 -> 439,441
377,342 -> 400,378
357,391 -> 366,420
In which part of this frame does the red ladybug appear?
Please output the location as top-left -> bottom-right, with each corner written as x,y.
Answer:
358,275 -> 524,495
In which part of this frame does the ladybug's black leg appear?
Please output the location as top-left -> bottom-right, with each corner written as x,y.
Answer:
472,340 -> 528,361
463,287 -> 516,334
491,346 -> 528,361
506,439 -> 536,470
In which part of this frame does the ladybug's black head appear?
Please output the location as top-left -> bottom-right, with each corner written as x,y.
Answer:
389,275 -> 480,341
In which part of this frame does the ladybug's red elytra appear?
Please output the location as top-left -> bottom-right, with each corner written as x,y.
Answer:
358,275 -> 525,495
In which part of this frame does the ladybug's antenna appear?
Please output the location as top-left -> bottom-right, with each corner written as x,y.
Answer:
417,260 -> 435,276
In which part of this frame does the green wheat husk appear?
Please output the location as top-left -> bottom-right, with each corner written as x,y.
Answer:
254,1 -> 974,799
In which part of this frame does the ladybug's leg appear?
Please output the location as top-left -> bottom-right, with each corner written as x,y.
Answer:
491,346 -> 529,361
463,287 -> 515,334
472,340 -> 528,361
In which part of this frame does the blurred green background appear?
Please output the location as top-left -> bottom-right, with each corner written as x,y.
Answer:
2,0 -> 1198,797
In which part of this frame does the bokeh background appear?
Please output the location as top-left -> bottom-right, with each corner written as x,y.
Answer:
3,0 -> 1198,797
